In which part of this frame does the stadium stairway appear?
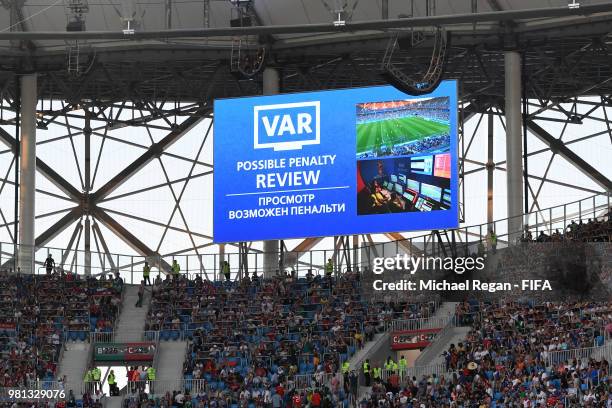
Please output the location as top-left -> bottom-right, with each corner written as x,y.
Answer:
114,284 -> 151,342
413,325 -> 472,367
348,301 -> 459,372
412,302 -> 472,367
58,341 -> 92,395
154,341 -> 188,394
351,302 -> 462,402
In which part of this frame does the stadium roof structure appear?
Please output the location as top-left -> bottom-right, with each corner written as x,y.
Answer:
0,1 -> 611,100
0,0 -> 610,275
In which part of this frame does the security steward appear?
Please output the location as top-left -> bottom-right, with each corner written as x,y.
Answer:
147,366 -> 156,393
372,364 -> 382,383
362,359 -> 371,387
92,366 -> 101,392
341,360 -> 350,387
143,262 -> 151,285
108,369 -> 117,396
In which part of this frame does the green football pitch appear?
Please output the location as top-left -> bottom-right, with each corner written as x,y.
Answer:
356,116 -> 449,154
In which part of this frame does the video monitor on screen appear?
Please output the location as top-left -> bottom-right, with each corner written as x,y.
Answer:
421,201 -> 433,212
411,156 -> 433,175
442,190 -> 452,206
383,181 -> 389,190
390,174 -> 398,183
403,192 -> 415,202
420,183 -> 442,202
399,174 -> 407,185
415,197 -> 426,210
407,179 -> 420,192
394,184 -> 403,194
434,153 -> 451,179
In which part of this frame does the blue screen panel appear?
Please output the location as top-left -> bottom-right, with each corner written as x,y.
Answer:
214,82 -> 459,242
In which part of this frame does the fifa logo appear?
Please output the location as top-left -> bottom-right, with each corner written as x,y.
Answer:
253,101 -> 320,151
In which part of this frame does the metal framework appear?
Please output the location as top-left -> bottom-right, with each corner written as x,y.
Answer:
0,1 -> 610,273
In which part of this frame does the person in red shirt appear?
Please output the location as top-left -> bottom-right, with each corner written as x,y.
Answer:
275,384 -> 284,398
310,390 -> 321,407
127,367 -> 135,391
291,393 -> 302,407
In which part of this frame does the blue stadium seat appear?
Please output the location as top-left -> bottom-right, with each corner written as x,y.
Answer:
160,330 -> 170,341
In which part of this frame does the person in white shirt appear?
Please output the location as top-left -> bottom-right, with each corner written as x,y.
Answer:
175,391 -> 185,406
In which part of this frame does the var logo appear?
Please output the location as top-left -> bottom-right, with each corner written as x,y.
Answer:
254,101 -> 320,151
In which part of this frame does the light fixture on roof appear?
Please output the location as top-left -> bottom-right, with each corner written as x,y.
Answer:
569,0 -> 580,9
122,19 -> 135,35
228,0 -> 254,27
119,1 -> 143,35
321,0 -> 358,26
64,0 -> 89,32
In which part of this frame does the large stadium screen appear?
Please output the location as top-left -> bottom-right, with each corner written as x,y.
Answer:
214,82 -> 458,242
420,183 -> 443,202
411,156 -> 434,175
434,153 -> 451,178
407,179 -> 420,192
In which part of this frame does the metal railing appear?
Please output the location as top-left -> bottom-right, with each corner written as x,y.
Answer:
545,342 -> 612,366
89,330 -> 159,344
123,379 -> 210,396
291,372 -> 337,391
384,315 -> 450,332
380,361 -> 448,381
1,192 -> 608,284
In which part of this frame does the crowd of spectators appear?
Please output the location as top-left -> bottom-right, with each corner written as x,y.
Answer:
121,376 -> 352,408
356,98 -> 450,124
357,134 -> 450,160
360,359 -> 610,407
360,299 -> 611,407
143,271 -> 437,407
0,268 -> 123,388
517,217 -> 612,244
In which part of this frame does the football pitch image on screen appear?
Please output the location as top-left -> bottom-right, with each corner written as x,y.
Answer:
356,156 -> 451,216
355,96 -> 451,160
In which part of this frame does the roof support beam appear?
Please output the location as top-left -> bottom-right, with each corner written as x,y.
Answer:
90,113 -> 204,202
93,208 -> 172,273
383,233 -> 423,256
526,120 -> 612,191
35,206 -> 82,248
0,127 -> 83,201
